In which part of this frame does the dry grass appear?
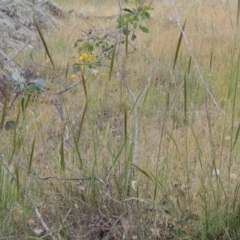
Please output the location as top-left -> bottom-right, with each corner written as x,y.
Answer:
1,0 -> 240,239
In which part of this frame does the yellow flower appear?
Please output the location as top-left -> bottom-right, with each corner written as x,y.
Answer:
70,74 -> 76,78
79,53 -> 93,62
86,54 -> 94,62
79,53 -> 87,61
79,55 -> 84,61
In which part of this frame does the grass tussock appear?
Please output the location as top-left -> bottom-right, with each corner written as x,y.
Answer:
1,0 -> 240,239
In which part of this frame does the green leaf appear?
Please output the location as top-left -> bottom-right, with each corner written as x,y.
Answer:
27,83 -> 40,92
125,13 -> 131,18
27,83 -> 39,92
141,12 -> 147,20
128,16 -> 134,22
117,17 -> 125,28
93,36 -> 100,41
144,11 -> 150,19
88,45 -> 94,52
133,16 -> 139,22
83,42 -> 89,48
133,23 -> 138,29
5,121 -> 16,131
140,26 -> 149,33
78,46 -> 84,52
144,5 -> 153,11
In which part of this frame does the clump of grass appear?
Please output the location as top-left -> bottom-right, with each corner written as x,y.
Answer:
1,0 -> 240,239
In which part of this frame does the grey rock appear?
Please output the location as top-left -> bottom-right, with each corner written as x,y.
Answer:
32,0 -> 43,5
0,0 -> 65,98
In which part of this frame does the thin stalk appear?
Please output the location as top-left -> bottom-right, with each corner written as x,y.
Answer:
171,0 -> 225,114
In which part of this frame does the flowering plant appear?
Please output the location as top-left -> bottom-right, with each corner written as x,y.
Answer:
71,4 -> 152,80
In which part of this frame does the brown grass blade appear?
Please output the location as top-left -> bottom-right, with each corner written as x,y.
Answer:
28,137 -> 36,175
109,44 -> 116,81
238,0 -> 240,25
132,164 -> 153,181
33,18 -> 55,69
173,20 -> 186,70
60,134 -> 65,173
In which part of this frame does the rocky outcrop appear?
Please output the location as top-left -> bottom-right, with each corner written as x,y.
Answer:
0,0 -> 64,101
